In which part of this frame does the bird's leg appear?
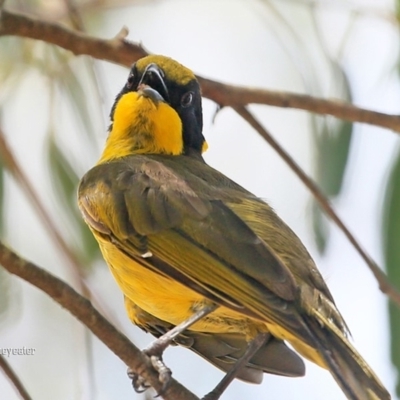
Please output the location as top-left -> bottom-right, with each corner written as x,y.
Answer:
202,333 -> 270,400
145,302 -> 219,357
128,302 -> 219,394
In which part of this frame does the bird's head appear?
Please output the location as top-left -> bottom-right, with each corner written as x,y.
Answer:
101,55 -> 207,162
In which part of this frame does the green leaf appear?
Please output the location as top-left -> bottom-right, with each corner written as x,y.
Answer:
0,268 -> 22,326
53,50 -> 97,141
47,136 -> 100,266
383,146 -> 400,397
311,201 -> 329,253
316,118 -> 353,197
0,268 -> 11,321
48,136 -> 78,213
396,0 -> 400,23
311,65 -> 353,253
311,116 -> 352,254
315,64 -> 353,197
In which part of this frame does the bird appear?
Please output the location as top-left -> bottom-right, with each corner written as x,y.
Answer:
78,54 -> 390,399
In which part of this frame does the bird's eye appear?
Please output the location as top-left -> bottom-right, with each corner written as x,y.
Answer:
181,91 -> 194,108
126,72 -> 135,89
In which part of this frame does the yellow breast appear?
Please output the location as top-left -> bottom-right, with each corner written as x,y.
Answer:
96,233 -> 324,366
99,92 -> 184,163
95,235 -> 265,337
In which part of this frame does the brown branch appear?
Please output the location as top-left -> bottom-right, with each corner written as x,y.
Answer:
1,9 -> 400,134
0,355 -> 32,400
0,5 -> 396,396
200,78 -> 400,133
0,241 -> 199,400
0,127 -> 123,331
0,9 -> 147,65
1,7 -> 398,301
234,105 -> 400,306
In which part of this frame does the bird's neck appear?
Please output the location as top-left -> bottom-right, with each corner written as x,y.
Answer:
98,92 -> 184,163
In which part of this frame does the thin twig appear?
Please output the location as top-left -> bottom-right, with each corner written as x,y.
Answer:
0,241 -> 199,400
0,129 -> 126,332
0,355 -> 32,400
1,7 -> 398,302
55,4 -> 104,396
61,0 -> 110,143
27,0 -> 398,26
0,131 -> 85,287
1,10 -> 400,133
200,78 -> 400,132
62,0 -> 85,31
278,0 -> 397,25
233,105 -> 400,306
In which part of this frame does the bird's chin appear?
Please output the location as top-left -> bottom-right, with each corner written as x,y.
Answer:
137,85 -> 165,105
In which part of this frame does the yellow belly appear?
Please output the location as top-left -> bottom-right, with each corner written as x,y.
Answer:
98,238 -> 263,337
98,237 -> 326,367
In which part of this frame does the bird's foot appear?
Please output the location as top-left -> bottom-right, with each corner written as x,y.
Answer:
149,354 -> 172,393
127,344 -> 172,396
127,367 -> 151,393
128,303 -> 219,395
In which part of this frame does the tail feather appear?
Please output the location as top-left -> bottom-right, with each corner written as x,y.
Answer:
305,308 -> 390,400
175,332 -> 306,383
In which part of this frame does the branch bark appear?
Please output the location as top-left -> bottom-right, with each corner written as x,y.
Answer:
1,6 -> 398,303
0,241 -> 199,400
0,6 -> 398,397
0,355 -> 32,400
0,9 -> 147,65
1,9 -> 400,133
234,106 -> 400,307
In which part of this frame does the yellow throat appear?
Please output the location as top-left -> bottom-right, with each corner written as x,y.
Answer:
99,91 -> 183,163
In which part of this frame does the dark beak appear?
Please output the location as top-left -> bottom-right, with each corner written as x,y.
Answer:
137,64 -> 169,104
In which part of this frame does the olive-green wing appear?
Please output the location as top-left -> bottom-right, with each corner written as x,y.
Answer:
79,155 -> 390,400
79,155 -> 325,344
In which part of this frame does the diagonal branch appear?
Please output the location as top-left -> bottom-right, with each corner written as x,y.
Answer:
233,105 -> 400,306
1,8 -> 398,303
0,9 -> 147,65
1,9 -> 400,133
0,355 -> 32,400
0,241 -> 199,400
0,131 -> 85,284
201,78 -> 400,132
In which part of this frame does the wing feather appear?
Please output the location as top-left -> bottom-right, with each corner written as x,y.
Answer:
78,154 -> 342,346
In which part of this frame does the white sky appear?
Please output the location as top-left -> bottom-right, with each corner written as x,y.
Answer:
0,0 -> 399,399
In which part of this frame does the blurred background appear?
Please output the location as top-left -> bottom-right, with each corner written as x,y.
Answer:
0,0 -> 399,399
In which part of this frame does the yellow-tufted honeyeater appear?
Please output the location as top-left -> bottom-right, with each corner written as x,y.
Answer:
78,55 -> 390,399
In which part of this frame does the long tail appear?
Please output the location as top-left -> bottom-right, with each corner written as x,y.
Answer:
302,307 -> 390,400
